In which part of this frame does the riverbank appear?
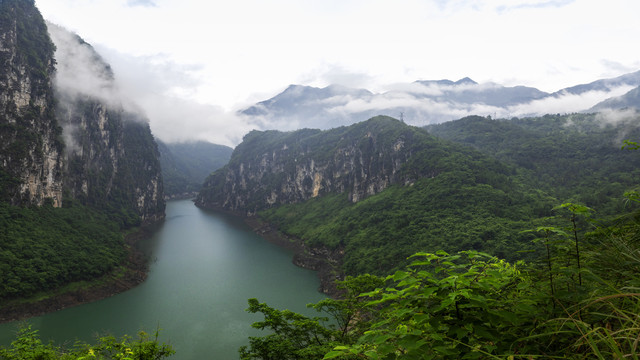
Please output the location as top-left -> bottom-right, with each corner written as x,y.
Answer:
195,202 -> 346,297
0,225 -> 158,324
243,217 -> 345,298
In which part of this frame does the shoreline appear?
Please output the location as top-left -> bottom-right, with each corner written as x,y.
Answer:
242,217 -> 345,298
0,203 -> 343,323
195,202 -> 345,297
0,224 -> 159,324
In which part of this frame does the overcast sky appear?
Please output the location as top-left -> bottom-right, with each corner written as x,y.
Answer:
35,0 -> 640,145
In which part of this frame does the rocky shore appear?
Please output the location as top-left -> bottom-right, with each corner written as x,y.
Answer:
0,226 -> 158,324
243,217 -> 345,297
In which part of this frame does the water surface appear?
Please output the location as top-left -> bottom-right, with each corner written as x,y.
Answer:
0,200 -> 326,359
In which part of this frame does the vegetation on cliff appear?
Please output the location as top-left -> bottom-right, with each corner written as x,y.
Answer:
241,188 -> 640,359
0,1 -> 164,304
157,140 -> 232,197
426,114 -> 640,216
211,114 -> 640,280
0,0 -> 63,206
197,116 -> 457,213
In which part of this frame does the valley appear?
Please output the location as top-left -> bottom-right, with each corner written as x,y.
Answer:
1,0 -> 640,359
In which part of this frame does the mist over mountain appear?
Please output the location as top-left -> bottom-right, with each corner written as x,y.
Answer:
0,0 -> 164,303
157,140 -> 232,198
240,71 -> 640,131
591,86 -> 640,112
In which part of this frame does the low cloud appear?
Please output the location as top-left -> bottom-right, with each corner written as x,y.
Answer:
48,23 -> 254,147
48,23 -> 123,108
240,79 -> 639,131
506,86 -> 635,117
595,108 -> 640,126
96,48 -> 254,146
126,0 -> 157,7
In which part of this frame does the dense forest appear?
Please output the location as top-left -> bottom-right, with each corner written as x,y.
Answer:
252,114 -> 640,278
0,0 -> 164,305
2,3 -> 640,358
157,140 -> 232,197
237,130 -> 640,359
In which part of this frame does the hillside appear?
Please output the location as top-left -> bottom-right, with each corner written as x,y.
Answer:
157,140 -> 232,198
197,116 -> 551,277
426,114 -> 640,215
0,1 -> 164,302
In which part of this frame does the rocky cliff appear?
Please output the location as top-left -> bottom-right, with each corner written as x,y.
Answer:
196,116 -> 441,215
49,23 -> 164,223
0,1 -> 164,223
0,0 -> 64,206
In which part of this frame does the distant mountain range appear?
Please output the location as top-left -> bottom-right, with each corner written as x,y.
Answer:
240,70 -> 640,131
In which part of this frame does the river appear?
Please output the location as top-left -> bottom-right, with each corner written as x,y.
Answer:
0,199 -> 327,359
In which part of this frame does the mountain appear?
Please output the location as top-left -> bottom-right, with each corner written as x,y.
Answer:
198,113 -> 640,282
239,72 -> 640,131
0,5 -> 164,221
48,22 -> 164,224
412,78 -> 548,107
552,70 -> 640,96
196,116 -> 547,278
0,0 -> 64,206
157,140 -> 233,198
197,116 -> 442,214
242,84 -> 375,130
591,85 -> 640,111
0,0 -> 164,301
426,114 -> 640,215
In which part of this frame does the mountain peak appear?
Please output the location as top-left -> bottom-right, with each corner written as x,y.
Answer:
455,77 -> 477,85
414,77 -> 477,87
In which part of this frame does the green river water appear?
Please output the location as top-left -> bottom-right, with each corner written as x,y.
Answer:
0,199 -> 327,359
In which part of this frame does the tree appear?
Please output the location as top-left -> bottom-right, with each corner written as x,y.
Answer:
326,251 -> 538,359
0,326 -> 174,360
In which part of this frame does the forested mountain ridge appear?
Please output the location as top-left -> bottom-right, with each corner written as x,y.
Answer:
157,140 -> 232,198
426,113 -> 640,215
197,116 -> 468,214
0,0 -> 164,301
197,116 -> 551,277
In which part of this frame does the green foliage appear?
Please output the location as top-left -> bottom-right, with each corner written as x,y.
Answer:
245,186 -> 640,359
0,201 -> 126,300
328,251 -> 537,359
427,114 -> 640,216
0,326 -> 174,360
261,175 -> 547,276
157,140 -> 232,196
239,275 -> 383,360
0,0 -> 56,90
239,298 -> 340,360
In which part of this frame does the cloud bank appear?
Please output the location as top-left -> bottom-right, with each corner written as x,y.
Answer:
48,23 -> 254,147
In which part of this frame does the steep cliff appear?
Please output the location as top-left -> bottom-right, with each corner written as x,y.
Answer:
196,116 -> 442,215
48,23 -> 164,224
0,1 -> 164,223
0,0 -> 165,302
0,0 -> 64,206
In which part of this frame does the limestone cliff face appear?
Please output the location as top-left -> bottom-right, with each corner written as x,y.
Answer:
49,24 -> 165,224
0,1 -> 164,223
0,0 -> 64,206
196,116 -> 440,215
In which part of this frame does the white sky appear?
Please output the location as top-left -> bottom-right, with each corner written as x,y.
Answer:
35,0 -> 640,145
